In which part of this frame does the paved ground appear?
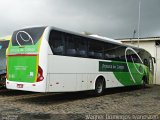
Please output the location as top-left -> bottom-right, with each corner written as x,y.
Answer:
0,85 -> 159,120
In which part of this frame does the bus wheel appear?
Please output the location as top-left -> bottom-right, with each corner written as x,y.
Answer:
142,76 -> 147,88
94,77 -> 105,96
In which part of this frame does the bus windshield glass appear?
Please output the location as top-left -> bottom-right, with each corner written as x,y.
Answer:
12,27 -> 46,46
0,40 -> 9,73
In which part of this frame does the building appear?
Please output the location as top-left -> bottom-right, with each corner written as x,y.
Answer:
119,37 -> 160,85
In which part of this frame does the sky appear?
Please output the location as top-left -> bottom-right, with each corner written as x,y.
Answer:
0,0 -> 160,39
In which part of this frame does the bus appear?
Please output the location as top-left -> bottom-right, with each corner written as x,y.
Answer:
6,26 -> 154,95
0,36 -> 10,87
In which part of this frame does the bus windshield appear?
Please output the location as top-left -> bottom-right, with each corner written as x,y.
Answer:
12,27 -> 46,46
0,40 -> 9,73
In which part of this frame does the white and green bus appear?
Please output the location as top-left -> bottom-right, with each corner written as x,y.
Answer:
0,36 -> 10,87
6,26 -> 154,95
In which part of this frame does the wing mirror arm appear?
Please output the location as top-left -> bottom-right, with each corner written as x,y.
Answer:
152,57 -> 156,63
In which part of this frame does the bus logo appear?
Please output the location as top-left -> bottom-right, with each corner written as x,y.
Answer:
16,31 -> 34,46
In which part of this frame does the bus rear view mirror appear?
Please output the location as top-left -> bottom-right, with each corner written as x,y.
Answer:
152,57 -> 156,63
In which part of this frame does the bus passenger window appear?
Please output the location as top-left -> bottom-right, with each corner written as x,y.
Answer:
79,50 -> 87,57
88,51 -> 95,58
77,38 -> 87,57
66,34 -> 77,56
144,59 -> 149,66
49,30 -> 64,55
88,40 -> 103,59
95,52 -> 103,59
104,43 -> 118,60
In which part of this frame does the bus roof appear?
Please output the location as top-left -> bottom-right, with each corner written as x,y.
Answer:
89,34 -> 122,44
12,26 -> 144,50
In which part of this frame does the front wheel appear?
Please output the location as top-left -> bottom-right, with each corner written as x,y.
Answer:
94,78 -> 105,96
142,76 -> 148,88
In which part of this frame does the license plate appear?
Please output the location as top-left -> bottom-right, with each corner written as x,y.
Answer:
17,84 -> 23,88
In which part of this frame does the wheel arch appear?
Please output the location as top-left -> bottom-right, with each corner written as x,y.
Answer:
94,75 -> 106,89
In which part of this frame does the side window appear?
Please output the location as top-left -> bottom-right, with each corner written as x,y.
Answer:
126,49 -> 141,63
49,30 -> 64,55
133,49 -> 141,63
126,53 -> 132,62
131,54 -> 140,63
144,59 -> 149,66
126,50 -> 136,62
104,43 -> 117,60
76,37 -> 87,57
88,40 -> 103,59
113,46 -> 126,61
65,34 -> 77,56
119,47 -> 126,61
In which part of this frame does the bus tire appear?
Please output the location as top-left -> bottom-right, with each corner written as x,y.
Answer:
94,77 -> 105,96
142,76 -> 147,88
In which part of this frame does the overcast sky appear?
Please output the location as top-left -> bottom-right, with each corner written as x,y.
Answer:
0,0 -> 160,39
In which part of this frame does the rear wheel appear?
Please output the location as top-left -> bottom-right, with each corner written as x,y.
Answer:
0,74 -> 6,88
94,77 -> 105,96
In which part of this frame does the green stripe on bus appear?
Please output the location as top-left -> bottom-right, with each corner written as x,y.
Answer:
99,61 -> 147,86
